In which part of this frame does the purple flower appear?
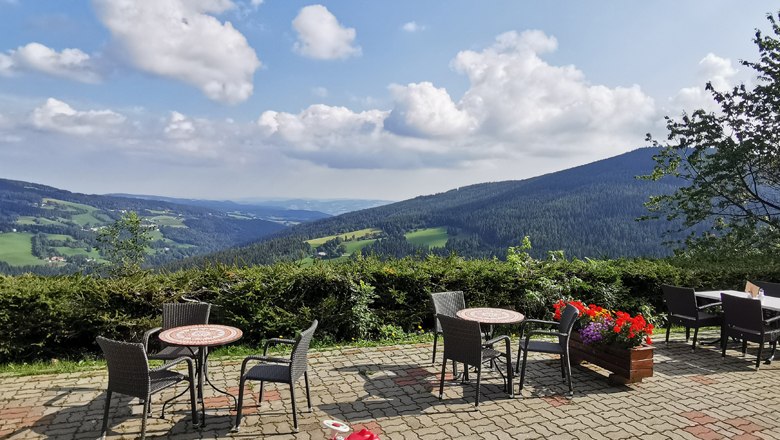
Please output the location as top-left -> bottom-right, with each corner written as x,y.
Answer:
579,321 -> 608,345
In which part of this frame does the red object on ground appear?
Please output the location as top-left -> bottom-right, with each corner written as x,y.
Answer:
346,429 -> 380,440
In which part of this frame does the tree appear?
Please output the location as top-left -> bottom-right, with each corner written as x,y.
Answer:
645,11 -> 780,255
97,211 -> 152,276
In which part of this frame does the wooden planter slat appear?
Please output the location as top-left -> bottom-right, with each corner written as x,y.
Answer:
569,332 -> 653,384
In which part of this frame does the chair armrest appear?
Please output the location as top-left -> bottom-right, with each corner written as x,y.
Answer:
263,338 -> 296,356
764,315 -> 780,325
143,327 -> 163,352
698,302 -> 722,310
484,334 -> 511,347
523,318 -> 559,327
151,356 -> 194,372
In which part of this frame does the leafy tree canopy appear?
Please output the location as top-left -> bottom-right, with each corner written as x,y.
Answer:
645,11 -> 780,258
97,211 -> 152,277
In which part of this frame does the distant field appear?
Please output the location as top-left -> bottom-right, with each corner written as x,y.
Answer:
15,216 -> 63,226
306,228 -> 382,246
148,215 -> 186,227
405,227 -> 451,248
344,238 -> 378,254
0,232 -> 45,266
43,233 -> 73,241
42,198 -> 111,226
55,247 -> 102,259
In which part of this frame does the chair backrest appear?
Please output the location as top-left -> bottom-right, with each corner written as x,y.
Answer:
290,320 -> 318,380
752,280 -> 780,298
437,314 -> 483,366
97,336 -> 150,399
558,303 -> 580,346
162,302 -> 211,330
661,284 -> 698,319
721,293 -> 764,335
430,291 -> 466,333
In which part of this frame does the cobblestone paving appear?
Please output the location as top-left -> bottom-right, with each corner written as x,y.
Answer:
3,330 -> 780,439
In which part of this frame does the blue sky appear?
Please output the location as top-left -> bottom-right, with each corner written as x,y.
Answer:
0,0 -> 776,200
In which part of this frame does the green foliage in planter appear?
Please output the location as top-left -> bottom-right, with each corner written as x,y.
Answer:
1,254 -> 779,363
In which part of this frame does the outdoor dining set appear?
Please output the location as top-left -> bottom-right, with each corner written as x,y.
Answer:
95,281 -> 780,439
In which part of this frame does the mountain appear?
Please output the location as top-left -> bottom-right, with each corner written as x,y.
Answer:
109,194 -> 330,224
234,198 -> 394,216
172,148 -> 687,268
0,179 -> 287,275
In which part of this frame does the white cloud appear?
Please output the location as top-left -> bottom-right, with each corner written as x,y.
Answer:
292,5 -> 361,60
402,21 -> 425,33
0,43 -> 100,83
250,0 -> 263,6
30,98 -> 125,135
92,0 -> 261,104
385,82 -> 476,138
670,53 -> 738,113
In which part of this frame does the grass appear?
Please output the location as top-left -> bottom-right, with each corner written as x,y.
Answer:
54,247 -> 102,259
0,332 -> 435,377
15,216 -> 63,226
0,232 -> 45,266
405,227 -> 451,248
41,198 -> 111,226
306,228 -> 382,247
148,215 -> 186,227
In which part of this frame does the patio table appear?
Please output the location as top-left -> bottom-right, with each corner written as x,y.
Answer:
159,324 -> 242,426
456,308 -> 523,377
696,290 -> 780,312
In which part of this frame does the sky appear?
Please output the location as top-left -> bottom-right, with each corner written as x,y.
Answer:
0,1 -> 776,201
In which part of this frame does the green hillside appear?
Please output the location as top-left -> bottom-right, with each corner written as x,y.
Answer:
173,148 -> 690,269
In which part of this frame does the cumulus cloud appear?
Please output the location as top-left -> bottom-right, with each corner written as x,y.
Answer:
30,98 -> 126,136
385,82 -> 476,138
401,21 -> 425,33
670,53 -> 738,113
292,5 -> 361,60
92,0 -> 261,104
0,42 -> 100,82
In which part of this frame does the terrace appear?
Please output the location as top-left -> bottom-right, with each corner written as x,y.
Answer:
2,329 -> 780,439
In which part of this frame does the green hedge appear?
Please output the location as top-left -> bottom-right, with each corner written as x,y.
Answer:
1,255 -> 778,363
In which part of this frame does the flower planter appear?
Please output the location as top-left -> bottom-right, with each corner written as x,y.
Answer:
569,332 -> 653,385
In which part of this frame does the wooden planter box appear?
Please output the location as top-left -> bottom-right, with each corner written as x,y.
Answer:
569,332 -> 654,385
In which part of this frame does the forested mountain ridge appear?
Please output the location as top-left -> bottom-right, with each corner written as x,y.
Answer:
173,147 -> 686,268
0,179 -> 287,274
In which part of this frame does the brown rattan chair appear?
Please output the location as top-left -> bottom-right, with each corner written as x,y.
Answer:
662,284 -> 721,350
234,320 -> 318,432
97,336 -> 197,440
515,303 -> 580,396
143,302 -> 211,362
436,314 -> 513,407
720,293 -> 780,369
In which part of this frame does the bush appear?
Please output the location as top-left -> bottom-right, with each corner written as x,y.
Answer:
1,255 -> 778,363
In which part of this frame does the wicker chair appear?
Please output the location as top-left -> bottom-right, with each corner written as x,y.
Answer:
436,314 -> 513,407
720,293 -> 780,369
143,302 -> 211,362
752,280 -> 780,298
515,303 -> 580,396
662,284 -> 721,350
234,320 -> 318,432
430,291 -> 467,365
97,337 -> 197,440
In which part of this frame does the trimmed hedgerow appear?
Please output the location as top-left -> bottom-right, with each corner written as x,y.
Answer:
0,255 -> 777,363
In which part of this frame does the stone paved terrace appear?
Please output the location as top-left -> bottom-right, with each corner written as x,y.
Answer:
3,329 -> 780,439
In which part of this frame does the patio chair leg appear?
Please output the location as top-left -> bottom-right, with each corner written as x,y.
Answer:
560,357 -> 565,378
766,341 -> 778,365
691,327 -> 699,351
506,350 -> 513,398
519,346 -> 529,392
685,327 -> 690,342
431,333 -> 439,365
258,380 -> 265,403
438,359 -> 446,399
756,343 -> 764,370
290,383 -> 299,432
304,371 -> 312,411
742,340 -> 748,356
100,390 -> 112,440
664,320 -> 671,344
564,351 -> 574,396
140,395 -> 150,440
189,375 -> 198,427
233,378 -> 245,432
474,366 -> 481,408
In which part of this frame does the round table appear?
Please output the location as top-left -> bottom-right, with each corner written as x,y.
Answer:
159,325 -> 242,426
456,307 -> 524,324
159,324 -> 243,347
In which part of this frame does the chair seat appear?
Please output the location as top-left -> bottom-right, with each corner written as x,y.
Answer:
149,369 -> 186,393
522,340 -> 564,355
671,311 -> 721,326
149,346 -> 199,360
244,363 -> 291,383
